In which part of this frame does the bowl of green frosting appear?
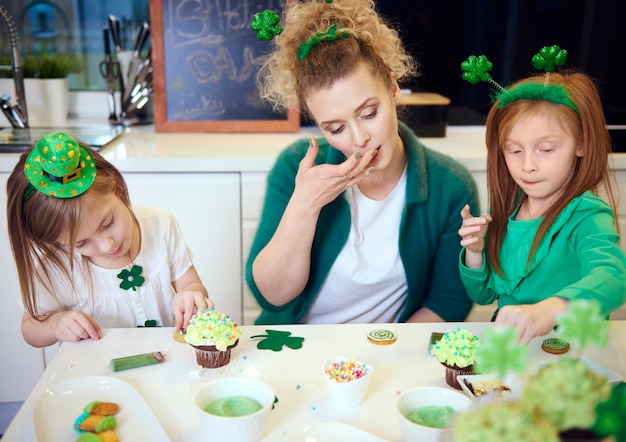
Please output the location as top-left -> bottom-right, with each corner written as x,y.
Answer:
195,376 -> 275,442
396,386 -> 473,441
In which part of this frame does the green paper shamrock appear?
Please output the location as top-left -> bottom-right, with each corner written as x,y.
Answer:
557,299 -> 608,350
475,326 -> 528,380
117,264 -> 145,291
460,55 -> 493,84
250,329 -> 305,352
250,10 -> 282,41
592,382 -> 626,440
532,45 -> 568,72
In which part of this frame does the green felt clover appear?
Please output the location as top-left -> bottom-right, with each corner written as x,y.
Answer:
557,299 -> 608,350
250,10 -> 282,41
460,55 -> 493,84
532,45 -> 568,73
117,264 -> 145,291
250,329 -> 305,352
475,326 -> 528,380
592,382 -> 626,440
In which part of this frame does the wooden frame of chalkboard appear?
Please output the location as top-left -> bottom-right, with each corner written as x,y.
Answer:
150,0 -> 299,133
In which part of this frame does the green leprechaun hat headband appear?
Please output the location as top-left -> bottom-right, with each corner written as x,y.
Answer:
461,45 -> 579,114
23,132 -> 97,202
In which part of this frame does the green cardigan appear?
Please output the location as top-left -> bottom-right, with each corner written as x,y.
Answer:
460,191 -> 626,316
246,122 -> 480,324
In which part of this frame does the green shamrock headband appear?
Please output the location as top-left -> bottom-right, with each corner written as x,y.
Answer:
461,45 -> 579,114
250,0 -> 348,63
23,132 -> 97,203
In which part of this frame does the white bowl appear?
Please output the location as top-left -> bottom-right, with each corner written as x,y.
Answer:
323,356 -> 374,407
194,377 -> 275,442
396,386 -> 473,442
456,373 -> 523,404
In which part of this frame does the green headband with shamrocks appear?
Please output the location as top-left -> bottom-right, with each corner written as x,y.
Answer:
250,0 -> 348,63
461,45 -> 579,114
23,131 -> 97,203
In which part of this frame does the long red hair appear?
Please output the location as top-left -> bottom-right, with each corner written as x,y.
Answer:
485,71 -> 618,276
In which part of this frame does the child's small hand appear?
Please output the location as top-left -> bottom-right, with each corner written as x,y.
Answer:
458,204 -> 492,251
458,204 -> 492,269
495,297 -> 569,344
172,291 -> 214,331
53,310 -> 102,343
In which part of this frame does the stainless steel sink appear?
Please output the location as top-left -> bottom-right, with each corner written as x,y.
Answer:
0,126 -> 124,153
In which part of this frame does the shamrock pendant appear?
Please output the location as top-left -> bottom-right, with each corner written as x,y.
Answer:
117,264 -> 145,291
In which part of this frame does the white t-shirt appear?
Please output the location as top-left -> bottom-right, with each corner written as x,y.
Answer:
302,167 -> 408,323
32,206 -> 193,328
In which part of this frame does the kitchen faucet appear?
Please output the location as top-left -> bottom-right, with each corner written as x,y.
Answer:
0,4 -> 28,128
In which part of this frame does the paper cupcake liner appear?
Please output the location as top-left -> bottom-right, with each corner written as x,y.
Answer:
191,340 -> 239,368
442,362 -> 474,390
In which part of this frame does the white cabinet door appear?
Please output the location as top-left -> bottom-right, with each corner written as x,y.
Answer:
0,173 -> 46,402
123,173 -> 243,323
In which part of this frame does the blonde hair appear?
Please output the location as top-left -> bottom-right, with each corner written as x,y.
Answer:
485,71 -> 618,276
6,146 -> 132,320
257,0 -> 418,115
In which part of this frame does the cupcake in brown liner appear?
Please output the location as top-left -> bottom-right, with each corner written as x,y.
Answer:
443,363 -> 474,390
191,340 -> 239,369
185,309 -> 241,369
430,328 -> 480,390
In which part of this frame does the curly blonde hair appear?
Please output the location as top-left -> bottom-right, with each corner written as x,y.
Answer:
257,0 -> 418,115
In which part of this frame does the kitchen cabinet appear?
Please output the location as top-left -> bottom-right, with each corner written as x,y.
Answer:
0,174 -> 45,403
123,172 -> 242,322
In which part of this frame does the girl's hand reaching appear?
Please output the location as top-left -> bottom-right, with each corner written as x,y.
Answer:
495,297 -> 569,344
171,291 -> 214,332
458,204 -> 492,269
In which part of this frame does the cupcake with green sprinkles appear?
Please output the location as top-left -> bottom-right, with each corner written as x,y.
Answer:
185,308 -> 241,368
431,327 -> 480,390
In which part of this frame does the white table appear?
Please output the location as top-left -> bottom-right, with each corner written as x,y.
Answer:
4,322 -> 626,441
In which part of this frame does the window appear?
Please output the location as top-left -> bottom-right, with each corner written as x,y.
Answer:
1,0 -> 150,91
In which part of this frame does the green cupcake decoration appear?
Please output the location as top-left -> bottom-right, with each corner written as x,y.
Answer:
475,326 -> 528,380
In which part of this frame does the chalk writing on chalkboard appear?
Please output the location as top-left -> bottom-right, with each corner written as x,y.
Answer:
151,0 -> 299,132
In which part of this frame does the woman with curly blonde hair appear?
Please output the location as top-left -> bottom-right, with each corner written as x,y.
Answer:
246,0 -> 479,325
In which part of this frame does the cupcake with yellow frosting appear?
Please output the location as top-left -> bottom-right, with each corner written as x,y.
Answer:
184,309 -> 241,368
431,327 -> 480,390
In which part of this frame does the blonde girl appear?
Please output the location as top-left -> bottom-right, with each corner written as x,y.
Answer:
7,132 -> 212,347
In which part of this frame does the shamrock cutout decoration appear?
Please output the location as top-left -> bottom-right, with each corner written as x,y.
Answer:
117,264 -> 145,291
250,10 -> 282,41
557,299 -> 608,351
532,45 -> 568,72
460,55 -> 493,84
475,326 -> 528,380
250,329 -> 304,352
592,382 -> 626,440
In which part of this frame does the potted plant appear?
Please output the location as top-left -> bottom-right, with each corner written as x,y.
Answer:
0,52 -> 82,126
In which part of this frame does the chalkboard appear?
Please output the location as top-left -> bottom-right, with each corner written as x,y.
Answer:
150,0 -> 299,132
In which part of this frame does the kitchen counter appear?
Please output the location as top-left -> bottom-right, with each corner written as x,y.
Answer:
2,124 -> 626,173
